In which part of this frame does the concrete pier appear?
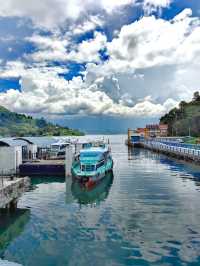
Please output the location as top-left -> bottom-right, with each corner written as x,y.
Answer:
0,177 -> 30,209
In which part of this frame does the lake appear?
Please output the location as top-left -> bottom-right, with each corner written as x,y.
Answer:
1,134 -> 200,266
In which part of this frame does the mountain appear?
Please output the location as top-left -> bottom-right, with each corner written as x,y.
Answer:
160,92 -> 200,137
0,106 -> 84,137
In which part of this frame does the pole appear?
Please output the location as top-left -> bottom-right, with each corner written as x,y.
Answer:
65,145 -> 73,178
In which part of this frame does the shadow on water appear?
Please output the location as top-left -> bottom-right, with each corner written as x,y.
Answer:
0,208 -> 30,258
71,171 -> 114,206
31,176 -> 65,186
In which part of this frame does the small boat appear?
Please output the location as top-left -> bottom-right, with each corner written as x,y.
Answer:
126,133 -> 141,147
71,142 -> 113,186
50,141 -> 71,159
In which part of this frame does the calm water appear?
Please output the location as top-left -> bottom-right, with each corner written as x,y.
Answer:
1,135 -> 200,266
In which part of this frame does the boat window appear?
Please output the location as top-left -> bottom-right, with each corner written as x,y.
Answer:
96,160 -> 105,169
81,164 -> 95,171
51,145 -> 60,150
80,153 -> 99,158
60,144 -> 68,149
57,151 -> 65,156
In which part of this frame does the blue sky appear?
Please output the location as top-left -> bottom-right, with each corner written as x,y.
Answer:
0,0 -> 200,133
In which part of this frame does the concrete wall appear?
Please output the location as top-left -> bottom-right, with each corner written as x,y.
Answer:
0,146 -> 22,175
0,177 -> 30,208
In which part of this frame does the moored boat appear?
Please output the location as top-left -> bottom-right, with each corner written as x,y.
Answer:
71,142 -> 113,186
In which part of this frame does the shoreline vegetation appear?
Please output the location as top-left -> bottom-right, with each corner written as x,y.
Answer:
160,91 -> 200,138
0,106 -> 84,137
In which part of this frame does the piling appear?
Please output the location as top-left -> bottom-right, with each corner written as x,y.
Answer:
65,145 -> 73,177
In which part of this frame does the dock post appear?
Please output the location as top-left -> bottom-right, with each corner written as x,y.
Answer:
65,145 -> 73,177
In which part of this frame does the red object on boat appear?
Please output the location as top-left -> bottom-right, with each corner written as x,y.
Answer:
85,178 -> 96,189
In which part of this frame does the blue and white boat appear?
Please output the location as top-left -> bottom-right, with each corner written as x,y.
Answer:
71,142 -> 113,186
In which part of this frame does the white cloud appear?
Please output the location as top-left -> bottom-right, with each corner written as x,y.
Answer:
0,0 -> 172,29
0,0 -> 134,29
28,31 -> 107,63
143,0 -> 172,14
100,0 -> 134,13
72,15 -> 104,35
0,70 -> 175,117
1,8 -> 200,120
0,61 -> 68,79
105,9 -> 199,72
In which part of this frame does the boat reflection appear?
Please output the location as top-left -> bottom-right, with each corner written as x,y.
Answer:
0,208 -> 30,256
71,171 -> 114,205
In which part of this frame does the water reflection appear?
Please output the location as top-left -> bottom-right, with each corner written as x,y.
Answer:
2,135 -> 200,266
0,209 -> 30,257
71,172 -> 114,206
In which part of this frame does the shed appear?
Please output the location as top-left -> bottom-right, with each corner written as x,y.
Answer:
0,138 -> 37,161
0,140 -> 22,176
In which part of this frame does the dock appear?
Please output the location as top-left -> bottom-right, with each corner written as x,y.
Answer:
0,177 -> 30,210
140,139 -> 200,163
19,160 -> 65,177
127,136 -> 200,164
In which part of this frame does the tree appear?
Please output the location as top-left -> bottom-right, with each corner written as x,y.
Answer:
193,91 -> 200,102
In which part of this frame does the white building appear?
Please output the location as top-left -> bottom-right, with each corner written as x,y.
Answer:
13,138 -> 37,160
0,145 -> 22,175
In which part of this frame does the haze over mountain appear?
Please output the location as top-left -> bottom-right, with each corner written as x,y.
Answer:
0,0 -> 199,132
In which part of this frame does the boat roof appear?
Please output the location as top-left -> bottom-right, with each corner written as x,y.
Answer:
51,141 -> 70,146
80,147 -> 108,155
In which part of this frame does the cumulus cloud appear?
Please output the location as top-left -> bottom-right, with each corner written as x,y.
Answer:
72,15 -> 104,35
105,9 -> 199,71
27,31 -> 107,63
0,0 -> 135,29
143,0 -> 172,14
0,0 -> 172,29
1,8 -> 200,120
0,69 -> 175,117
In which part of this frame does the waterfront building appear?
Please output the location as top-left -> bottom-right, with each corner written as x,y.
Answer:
159,124 -> 168,137
136,124 -> 168,138
0,138 -> 37,162
146,124 -> 160,137
0,145 -> 22,175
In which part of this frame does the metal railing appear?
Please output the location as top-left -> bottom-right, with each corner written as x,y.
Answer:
141,139 -> 200,159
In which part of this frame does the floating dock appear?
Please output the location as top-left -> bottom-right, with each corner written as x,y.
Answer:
0,177 -> 30,210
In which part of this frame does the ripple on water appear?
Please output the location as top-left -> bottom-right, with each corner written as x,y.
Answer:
1,135 -> 200,266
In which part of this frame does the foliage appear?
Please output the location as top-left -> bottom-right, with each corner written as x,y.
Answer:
0,106 -> 84,137
160,91 -> 200,137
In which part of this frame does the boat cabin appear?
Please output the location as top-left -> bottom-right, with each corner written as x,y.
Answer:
50,142 -> 70,158
79,147 -> 109,172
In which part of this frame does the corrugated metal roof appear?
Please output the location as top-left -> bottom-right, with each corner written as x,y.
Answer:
19,137 -> 57,147
0,138 -> 29,147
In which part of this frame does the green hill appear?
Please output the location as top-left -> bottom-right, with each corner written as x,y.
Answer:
0,106 -> 84,137
160,91 -> 200,137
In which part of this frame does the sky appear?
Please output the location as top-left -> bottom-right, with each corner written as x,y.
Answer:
0,0 -> 200,133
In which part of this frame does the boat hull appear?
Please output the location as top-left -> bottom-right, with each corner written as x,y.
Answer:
72,160 -> 113,184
